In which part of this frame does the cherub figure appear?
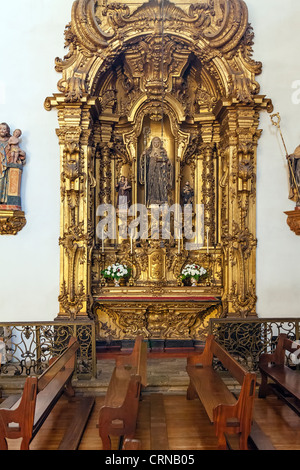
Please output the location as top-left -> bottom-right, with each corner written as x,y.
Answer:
7,129 -> 26,164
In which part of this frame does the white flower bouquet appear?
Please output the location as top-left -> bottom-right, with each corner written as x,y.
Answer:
101,263 -> 131,280
181,263 -> 207,285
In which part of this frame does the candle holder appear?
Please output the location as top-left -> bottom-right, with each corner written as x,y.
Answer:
100,251 -> 106,269
204,251 -> 212,286
128,250 -> 135,286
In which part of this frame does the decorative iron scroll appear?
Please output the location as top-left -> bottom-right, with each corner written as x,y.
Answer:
0,322 -> 96,379
210,318 -> 300,371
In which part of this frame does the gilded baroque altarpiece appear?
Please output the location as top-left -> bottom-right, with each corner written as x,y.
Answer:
45,0 -> 273,342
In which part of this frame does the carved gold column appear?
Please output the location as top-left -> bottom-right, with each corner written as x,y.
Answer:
46,93 -> 99,319
99,144 -> 113,206
201,144 -> 216,247
219,105 -> 260,318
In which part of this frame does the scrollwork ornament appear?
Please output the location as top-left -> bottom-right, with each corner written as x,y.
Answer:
0,212 -> 26,236
49,0 -> 267,107
58,280 -> 86,320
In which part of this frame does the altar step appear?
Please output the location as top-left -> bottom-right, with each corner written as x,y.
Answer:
94,355 -> 239,395
96,342 -> 233,394
96,348 -> 203,360
96,339 -> 205,357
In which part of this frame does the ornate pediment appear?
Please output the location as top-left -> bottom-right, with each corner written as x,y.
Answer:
100,0 -> 214,35
50,0 -> 266,107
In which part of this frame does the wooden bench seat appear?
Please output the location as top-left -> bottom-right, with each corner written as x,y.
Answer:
259,333 -> 300,413
186,335 -> 256,450
98,335 -> 147,450
58,396 -> 95,451
0,336 -> 94,450
187,367 -> 237,422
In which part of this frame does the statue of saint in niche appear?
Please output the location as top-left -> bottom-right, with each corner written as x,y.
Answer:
116,176 -> 132,208
139,136 -> 173,207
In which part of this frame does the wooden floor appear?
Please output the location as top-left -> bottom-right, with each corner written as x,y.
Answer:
3,390 -> 300,451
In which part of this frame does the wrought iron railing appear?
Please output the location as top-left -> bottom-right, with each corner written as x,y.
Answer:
0,321 -> 97,380
209,317 -> 300,371
1,318 -> 299,380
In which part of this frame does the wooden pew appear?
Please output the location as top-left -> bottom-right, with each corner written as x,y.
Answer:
186,334 -> 256,450
259,333 -> 300,414
98,335 -> 147,450
0,336 -> 94,450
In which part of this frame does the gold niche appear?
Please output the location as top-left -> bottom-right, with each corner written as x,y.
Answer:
45,0 -> 273,340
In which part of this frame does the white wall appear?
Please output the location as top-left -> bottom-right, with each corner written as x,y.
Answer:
0,0 -> 299,321
247,0 -> 300,317
0,0 -> 74,321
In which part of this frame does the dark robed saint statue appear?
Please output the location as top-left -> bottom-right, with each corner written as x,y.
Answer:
139,136 -> 173,206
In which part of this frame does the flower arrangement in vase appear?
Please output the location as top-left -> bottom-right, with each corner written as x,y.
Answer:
181,263 -> 208,287
101,263 -> 131,287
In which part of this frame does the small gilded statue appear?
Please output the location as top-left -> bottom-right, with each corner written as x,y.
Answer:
181,181 -> 194,206
0,122 -> 26,210
116,175 -> 132,208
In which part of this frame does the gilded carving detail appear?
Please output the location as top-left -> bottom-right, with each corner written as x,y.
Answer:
0,210 -> 26,236
96,300 -> 221,341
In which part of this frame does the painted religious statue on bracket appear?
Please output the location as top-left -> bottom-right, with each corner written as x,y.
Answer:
0,122 -> 26,235
288,145 -> 300,207
285,144 -> 300,235
271,112 -> 300,235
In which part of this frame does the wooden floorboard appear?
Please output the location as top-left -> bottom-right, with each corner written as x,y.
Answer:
150,394 -> 169,450
2,391 -> 300,450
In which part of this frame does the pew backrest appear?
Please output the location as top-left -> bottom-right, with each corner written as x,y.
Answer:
115,335 -> 147,387
259,333 -> 300,366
